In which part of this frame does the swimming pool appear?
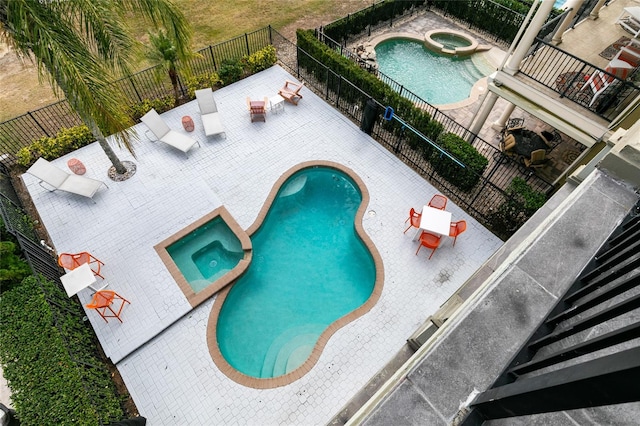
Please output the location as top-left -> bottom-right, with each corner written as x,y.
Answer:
207,162 -> 383,388
554,0 -> 567,9
374,38 -> 493,105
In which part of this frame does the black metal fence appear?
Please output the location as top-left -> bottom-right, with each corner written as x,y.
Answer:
0,27 -> 273,163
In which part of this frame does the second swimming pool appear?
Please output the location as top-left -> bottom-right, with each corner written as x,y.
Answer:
375,38 -> 493,105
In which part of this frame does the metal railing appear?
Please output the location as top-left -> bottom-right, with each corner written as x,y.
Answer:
520,38 -> 640,121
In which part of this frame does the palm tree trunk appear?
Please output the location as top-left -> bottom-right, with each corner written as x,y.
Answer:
169,67 -> 180,106
86,118 -> 127,175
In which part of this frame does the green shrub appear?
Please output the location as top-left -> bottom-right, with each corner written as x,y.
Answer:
16,126 -> 94,167
185,72 -> 222,98
0,276 -> 123,425
0,219 -> 30,294
430,133 -> 489,191
243,45 -> 277,74
129,96 -> 175,120
218,58 -> 244,86
489,177 -> 547,239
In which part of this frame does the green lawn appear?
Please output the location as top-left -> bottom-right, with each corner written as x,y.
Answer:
0,0 -> 369,121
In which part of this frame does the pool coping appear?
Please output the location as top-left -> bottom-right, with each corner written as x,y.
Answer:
154,206 -> 253,309
205,160 -> 385,389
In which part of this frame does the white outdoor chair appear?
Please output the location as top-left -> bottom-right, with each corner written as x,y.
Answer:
195,88 -> 226,138
140,109 -> 200,156
25,158 -> 108,200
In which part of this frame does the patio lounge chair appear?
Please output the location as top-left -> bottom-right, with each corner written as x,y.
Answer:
195,88 -> 226,138
140,109 -> 200,156
278,80 -> 304,105
25,158 -> 107,200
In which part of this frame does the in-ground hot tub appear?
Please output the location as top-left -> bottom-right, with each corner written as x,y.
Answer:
155,206 -> 252,308
424,29 -> 479,56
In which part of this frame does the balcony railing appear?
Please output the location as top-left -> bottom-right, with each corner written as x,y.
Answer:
519,38 -> 640,122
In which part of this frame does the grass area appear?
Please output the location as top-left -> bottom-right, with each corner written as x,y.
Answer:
0,0 -> 369,122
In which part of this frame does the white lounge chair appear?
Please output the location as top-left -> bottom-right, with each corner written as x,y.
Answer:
140,109 -> 200,156
195,88 -> 226,138
25,158 -> 107,200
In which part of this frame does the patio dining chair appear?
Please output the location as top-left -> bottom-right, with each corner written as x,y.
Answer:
415,231 -> 441,260
449,220 -> 467,246
524,149 -> 548,169
86,290 -> 130,323
404,207 -> 422,234
428,194 -> 448,210
58,252 -> 105,279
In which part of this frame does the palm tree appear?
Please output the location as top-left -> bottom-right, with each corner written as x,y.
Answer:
147,29 -> 195,107
0,0 -> 192,177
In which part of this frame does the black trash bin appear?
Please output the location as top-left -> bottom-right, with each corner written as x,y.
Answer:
360,98 -> 378,135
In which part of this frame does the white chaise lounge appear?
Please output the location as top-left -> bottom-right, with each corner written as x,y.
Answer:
195,88 -> 226,138
140,109 -> 200,156
25,157 -> 108,200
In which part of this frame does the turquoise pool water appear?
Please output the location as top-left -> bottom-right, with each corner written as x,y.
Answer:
216,167 -> 376,378
167,217 -> 244,293
374,39 -> 493,105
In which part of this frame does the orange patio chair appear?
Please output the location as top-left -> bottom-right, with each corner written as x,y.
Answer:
404,207 -> 422,234
449,220 -> 467,246
86,290 -> 130,323
58,252 -> 105,279
278,80 -> 304,105
428,194 -> 448,210
415,231 -> 441,260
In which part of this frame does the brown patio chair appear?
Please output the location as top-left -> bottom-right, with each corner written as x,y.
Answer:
247,97 -> 268,122
524,149 -> 547,169
278,80 -> 304,105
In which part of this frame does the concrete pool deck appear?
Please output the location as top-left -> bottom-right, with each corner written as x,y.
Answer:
22,65 -> 502,424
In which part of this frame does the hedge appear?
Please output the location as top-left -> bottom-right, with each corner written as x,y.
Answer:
431,133 -> 489,191
0,276 -> 123,425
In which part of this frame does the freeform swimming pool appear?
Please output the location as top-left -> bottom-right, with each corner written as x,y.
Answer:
374,38 -> 493,105
207,162 -> 383,388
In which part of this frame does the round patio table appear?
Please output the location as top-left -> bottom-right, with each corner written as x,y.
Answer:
509,129 -> 549,158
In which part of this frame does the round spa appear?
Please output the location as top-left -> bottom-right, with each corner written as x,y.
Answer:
424,29 -> 478,56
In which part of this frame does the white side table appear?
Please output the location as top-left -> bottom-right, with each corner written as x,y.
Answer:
60,263 -> 106,297
269,95 -> 285,114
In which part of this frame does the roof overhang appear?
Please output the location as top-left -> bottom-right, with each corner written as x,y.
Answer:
487,71 -> 610,148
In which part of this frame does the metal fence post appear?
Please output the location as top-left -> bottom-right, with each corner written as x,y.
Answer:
245,33 -> 250,56
27,111 -> 50,137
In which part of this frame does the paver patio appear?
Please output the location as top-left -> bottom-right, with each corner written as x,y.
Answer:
22,65 -> 502,425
